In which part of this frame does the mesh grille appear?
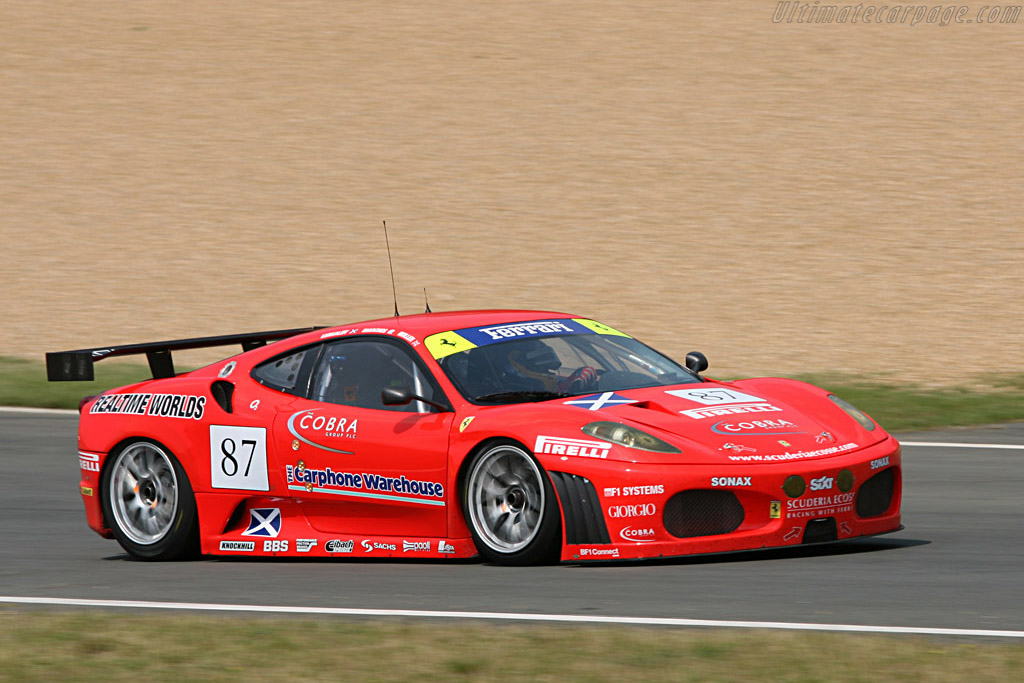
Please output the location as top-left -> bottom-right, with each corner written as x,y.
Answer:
663,490 -> 744,539
856,467 -> 895,518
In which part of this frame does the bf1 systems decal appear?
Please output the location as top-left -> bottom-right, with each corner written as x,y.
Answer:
89,392 -> 206,420
603,484 -> 664,498
286,462 -> 445,506
287,409 -> 357,454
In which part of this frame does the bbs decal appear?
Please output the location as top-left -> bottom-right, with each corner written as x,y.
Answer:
210,425 -> 269,491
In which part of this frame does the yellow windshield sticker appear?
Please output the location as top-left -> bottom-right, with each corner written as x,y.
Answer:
572,318 -> 630,337
424,331 -> 478,359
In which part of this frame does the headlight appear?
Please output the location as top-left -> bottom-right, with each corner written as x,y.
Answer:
827,394 -> 876,432
581,421 -> 681,453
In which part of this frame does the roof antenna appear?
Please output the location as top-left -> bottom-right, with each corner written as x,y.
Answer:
423,287 -> 432,313
383,220 -> 399,317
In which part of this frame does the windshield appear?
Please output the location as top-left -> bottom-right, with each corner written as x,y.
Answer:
436,333 -> 700,404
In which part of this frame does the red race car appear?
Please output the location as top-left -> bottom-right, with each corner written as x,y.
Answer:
48,310 -> 901,565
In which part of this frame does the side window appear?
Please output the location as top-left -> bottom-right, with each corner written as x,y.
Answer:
252,348 -> 311,394
311,338 -> 445,412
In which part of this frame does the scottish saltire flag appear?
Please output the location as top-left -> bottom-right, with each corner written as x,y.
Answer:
242,508 -> 281,537
563,392 -> 637,411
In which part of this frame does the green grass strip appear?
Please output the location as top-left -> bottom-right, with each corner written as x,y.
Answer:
1,610 -> 1022,682
1,355 -> 1021,432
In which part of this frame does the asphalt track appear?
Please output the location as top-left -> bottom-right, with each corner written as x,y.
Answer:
2,411 -> 1022,634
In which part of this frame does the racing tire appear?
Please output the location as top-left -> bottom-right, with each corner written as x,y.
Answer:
100,439 -> 199,560
462,439 -> 561,566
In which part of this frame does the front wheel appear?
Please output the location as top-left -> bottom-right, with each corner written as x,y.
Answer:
100,439 -> 198,560
462,440 -> 561,565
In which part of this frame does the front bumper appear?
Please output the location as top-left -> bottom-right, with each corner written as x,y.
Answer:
546,435 -> 903,562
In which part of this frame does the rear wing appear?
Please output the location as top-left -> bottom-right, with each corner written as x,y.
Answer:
46,327 -> 324,382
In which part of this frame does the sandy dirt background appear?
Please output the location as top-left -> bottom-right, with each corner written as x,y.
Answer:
2,1 -> 1021,384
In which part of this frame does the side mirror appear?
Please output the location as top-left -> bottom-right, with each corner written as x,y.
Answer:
381,386 -> 413,405
685,351 -> 709,374
380,386 -> 450,412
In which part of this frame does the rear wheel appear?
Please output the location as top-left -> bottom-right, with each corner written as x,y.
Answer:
101,439 -> 198,560
462,440 -> 561,565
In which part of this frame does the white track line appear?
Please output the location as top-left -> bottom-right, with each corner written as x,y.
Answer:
0,406 -> 77,415
1,596 -> 1022,639
901,441 -> 1024,449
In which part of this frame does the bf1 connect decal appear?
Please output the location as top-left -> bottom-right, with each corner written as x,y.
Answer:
286,463 -> 445,506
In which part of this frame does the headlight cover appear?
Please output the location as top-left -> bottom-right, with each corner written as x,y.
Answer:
581,421 -> 681,453
828,394 -> 876,432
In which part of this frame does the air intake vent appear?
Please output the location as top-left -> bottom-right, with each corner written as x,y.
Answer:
856,467 -> 895,518
663,490 -> 744,539
548,472 -> 610,545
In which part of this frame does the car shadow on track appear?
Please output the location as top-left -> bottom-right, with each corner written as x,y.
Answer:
100,538 -> 930,566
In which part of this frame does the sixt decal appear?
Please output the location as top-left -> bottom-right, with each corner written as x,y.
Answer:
89,393 -> 206,420
78,451 -> 100,472
809,475 -> 834,491
534,435 -> 611,458
286,463 -> 445,504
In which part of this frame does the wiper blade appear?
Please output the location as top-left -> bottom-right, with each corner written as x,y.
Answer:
474,390 -> 571,405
